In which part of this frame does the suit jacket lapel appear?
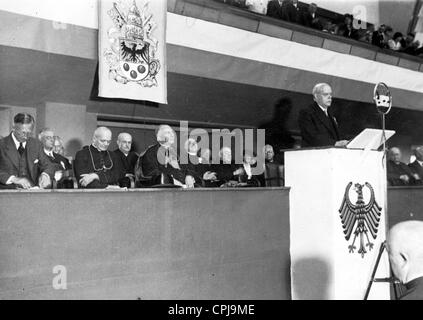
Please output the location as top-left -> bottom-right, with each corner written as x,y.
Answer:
312,103 -> 338,140
327,109 -> 340,140
4,134 -> 20,171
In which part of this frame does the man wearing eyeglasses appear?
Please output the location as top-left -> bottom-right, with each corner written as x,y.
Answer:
39,128 -> 73,188
74,126 -> 125,188
0,113 -> 55,189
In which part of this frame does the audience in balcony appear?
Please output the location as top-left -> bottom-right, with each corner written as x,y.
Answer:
281,0 -> 300,23
223,0 -> 423,58
266,0 -> 284,20
388,32 -> 404,51
336,14 -> 359,40
302,3 -> 323,30
371,24 -> 386,48
245,0 -> 269,15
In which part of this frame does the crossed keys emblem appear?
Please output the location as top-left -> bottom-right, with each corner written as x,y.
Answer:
338,182 -> 382,258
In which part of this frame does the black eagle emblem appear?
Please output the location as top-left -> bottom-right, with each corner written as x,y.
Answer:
120,41 -> 149,63
338,182 -> 382,258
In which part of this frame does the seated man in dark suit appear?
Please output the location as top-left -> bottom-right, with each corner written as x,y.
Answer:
233,150 -> 262,187
113,132 -> 138,187
262,144 -> 284,186
38,128 -> 73,188
113,132 -> 138,175
74,126 -> 125,188
387,221 -> 423,300
387,147 -> 416,186
281,0 -> 301,23
0,113 -> 55,189
298,83 -> 349,148
210,147 -> 239,187
408,146 -> 423,184
301,3 -> 323,30
137,125 -> 195,188
266,0 -> 283,20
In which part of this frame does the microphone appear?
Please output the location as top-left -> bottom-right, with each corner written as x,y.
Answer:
373,82 -> 392,115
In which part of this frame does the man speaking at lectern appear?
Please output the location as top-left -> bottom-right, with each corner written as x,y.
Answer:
298,83 -> 349,147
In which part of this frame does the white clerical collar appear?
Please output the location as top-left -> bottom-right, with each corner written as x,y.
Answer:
44,148 -> 54,158
11,132 -> 26,149
120,149 -> 129,157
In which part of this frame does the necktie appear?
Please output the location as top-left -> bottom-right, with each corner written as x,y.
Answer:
18,143 -> 25,156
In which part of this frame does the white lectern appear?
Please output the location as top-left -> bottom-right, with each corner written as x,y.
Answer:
285,147 -> 390,300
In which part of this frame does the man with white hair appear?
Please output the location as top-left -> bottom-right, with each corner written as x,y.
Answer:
298,83 -> 349,147
137,124 -> 195,188
408,146 -> 423,184
39,128 -> 73,188
113,132 -> 138,175
387,221 -> 423,299
74,126 -> 125,188
387,147 -> 416,186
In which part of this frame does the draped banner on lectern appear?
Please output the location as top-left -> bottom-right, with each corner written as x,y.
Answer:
98,0 -> 167,103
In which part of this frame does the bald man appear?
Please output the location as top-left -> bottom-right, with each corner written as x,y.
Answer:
387,221 -> 423,299
74,127 -> 125,188
387,147 -> 416,186
408,146 -> 423,185
113,132 -> 138,175
298,83 -> 349,147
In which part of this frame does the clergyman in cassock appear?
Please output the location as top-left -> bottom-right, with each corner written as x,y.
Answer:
74,126 -> 125,188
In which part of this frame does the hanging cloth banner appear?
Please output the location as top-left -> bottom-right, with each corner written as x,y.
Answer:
98,0 -> 167,103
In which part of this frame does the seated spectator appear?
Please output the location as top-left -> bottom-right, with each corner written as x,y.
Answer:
388,32 -> 404,51
281,0 -> 301,23
382,26 -> 394,48
0,113 -> 54,189
113,132 -> 138,188
387,221 -> 423,299
387,147 -> 416,186
210,147 -> 239,187
233,150 -> 261,187
245,0 -> 269,15
402,33 -> 420,55
337,14 -> 359,40
301,3 -> 323,30
372,24 -> 386,48
197,147 -> 218,186
113,132 -> 138,175
266,0 -> 283,20
180,138 -> 215,187
263,144 -> 284,186
38,128 -> 73,188
322,21 -> 337,34
74,126 -> 125,188
137,125 -> 195,188
408,146 -> 423,184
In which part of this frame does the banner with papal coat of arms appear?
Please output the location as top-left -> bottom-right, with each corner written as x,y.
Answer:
98,0 -> 167,103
